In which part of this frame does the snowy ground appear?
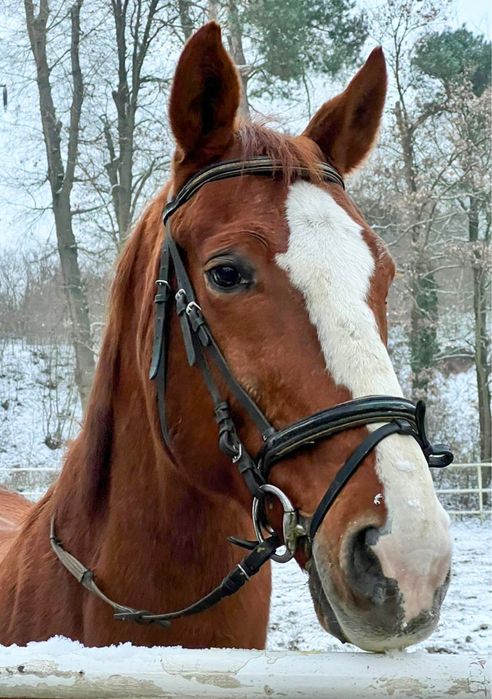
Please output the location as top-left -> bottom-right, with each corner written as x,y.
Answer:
0,338 -> 80,470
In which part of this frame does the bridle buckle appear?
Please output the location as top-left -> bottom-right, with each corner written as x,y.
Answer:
232,443 -> 242,464
154,279 -> 170,305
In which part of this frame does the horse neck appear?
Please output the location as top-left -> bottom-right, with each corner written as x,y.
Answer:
52,354 -> 254,625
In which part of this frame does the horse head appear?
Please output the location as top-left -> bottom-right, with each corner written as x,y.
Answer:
136,23 -> 453,652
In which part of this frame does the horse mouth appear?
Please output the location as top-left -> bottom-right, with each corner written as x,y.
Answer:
306,555 -> 450,651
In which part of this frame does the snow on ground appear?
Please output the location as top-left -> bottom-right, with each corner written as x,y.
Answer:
0,338 -> 80,470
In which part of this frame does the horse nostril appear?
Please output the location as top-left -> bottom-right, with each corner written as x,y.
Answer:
351,527 -> 380,575
347,527 -> 396,606
364,527 -> 380,548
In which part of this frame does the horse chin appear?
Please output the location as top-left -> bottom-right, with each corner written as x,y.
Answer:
306,554 -> 449,652
306,557 -> 350,644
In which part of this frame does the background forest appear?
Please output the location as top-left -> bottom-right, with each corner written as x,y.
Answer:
0,0 -> 490,500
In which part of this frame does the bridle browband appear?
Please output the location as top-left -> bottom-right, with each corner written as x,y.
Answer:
50,157 -> 453,628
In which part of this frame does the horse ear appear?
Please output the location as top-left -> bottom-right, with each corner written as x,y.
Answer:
169,22 -> 240,166
303,48 -> 387,175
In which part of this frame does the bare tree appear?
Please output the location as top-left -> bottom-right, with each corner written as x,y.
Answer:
412,26 -> 491,470
369,0 -> 449,396
177,0 -> 194,40
101,0 -> 169,247
24,0 -> 94,407
226,0 -> 250,118
451,85 -> 491,466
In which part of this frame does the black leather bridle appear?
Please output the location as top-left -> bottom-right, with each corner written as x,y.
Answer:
50,156 -> 453,628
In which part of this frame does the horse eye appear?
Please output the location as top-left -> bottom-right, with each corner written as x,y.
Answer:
208,264 -> 249,291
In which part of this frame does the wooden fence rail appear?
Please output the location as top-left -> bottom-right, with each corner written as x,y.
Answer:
0,639 -> 490,698
432,462 -> 491,515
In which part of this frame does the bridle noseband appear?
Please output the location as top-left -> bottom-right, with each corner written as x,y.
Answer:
50,157 -> 453,628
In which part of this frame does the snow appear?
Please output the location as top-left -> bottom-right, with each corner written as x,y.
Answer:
432,367 -> 481,462
387,325 -> 481,463
1,635 -> 178,666
0,338 -> 80,471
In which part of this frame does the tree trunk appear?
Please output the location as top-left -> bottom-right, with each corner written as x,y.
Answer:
178,0 -> 194,40
53,199 -> 95,404
110,0 -> 134,246
410,262 -> 439,396
106,0 -> 160,247
227,0 -> 250,118
24,0 -> 95,408
395,100 -> 438,395
469,196 -> 491,502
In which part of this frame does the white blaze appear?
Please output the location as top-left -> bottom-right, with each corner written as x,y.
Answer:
276,181 -> 451,622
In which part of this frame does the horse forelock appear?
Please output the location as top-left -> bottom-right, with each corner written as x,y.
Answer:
171,119 -> 328,191
234,121 -> 326,181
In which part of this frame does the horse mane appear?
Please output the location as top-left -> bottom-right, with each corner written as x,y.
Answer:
64,121 -> 323,515
62,201 -> 164,516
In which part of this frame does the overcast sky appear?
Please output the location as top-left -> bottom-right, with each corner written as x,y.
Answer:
454,0 -> 490,36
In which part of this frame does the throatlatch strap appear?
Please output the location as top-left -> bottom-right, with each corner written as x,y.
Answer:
49,517 -> 168,626
50,515 -> 278,628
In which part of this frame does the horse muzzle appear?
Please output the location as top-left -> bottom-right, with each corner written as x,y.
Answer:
307,521 -> 451,652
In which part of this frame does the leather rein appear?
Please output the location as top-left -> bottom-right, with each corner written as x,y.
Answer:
50,157 -> 453,628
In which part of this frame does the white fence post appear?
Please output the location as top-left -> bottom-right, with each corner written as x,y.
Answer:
477,462 -> 483,515
432,462 -> 491,516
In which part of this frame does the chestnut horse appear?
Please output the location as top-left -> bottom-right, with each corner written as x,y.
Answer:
0,23 -> 452,651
